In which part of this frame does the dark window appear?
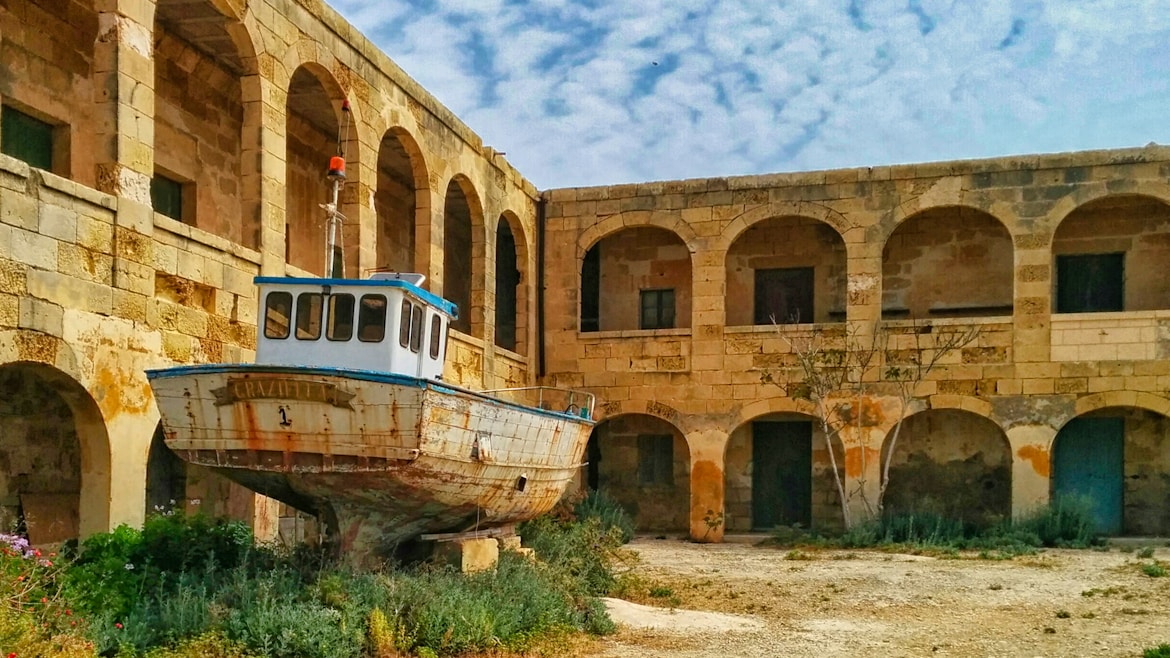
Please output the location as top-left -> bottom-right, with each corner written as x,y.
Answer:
494,220 -> 520,350
398,299 -> 412,348
639,289 -> 675,330
358,295 -> 387,342
264,291 -> 292,339
151,174 -> 184,221
1,105 -> 54,170
327,294 -> 355,341
755,267 -> 814,324
1056,253 -> 1124,313
410,305 -> 424,353
295,293 -> 323,340
638,434 -> 674,486
429,315 -> 442,359
580,244 -> 601,332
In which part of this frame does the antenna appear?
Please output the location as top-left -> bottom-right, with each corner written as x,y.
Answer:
323,99 -> 351,279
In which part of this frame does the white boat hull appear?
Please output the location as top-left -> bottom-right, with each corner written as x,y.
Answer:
146,364 -> 594,557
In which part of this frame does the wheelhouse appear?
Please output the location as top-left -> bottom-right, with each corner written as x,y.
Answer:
255,273 -> 457,380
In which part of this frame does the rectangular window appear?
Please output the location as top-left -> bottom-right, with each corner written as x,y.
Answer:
409,305 -> 424,353
151,174 -> 185,221
639,289 -> 676,330
637,434 -> 674,486
327,293 -> 355,341
755,267 -> 814,325
1056,253 -> 1125,313
1,105 -> 54,171
295,293 -> 323,340
263,291 -> 292,339
358,295 -> 387,342
429,315 -> 442,359
581,245 -> 601,332
398,299 -> 413,348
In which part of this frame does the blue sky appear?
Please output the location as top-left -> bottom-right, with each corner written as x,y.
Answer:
330,0 -> 1170,189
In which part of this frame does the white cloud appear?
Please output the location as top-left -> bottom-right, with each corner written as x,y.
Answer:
331,0 -> 1170,188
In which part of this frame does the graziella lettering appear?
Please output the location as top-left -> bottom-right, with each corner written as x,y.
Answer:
211,378 -> 355,409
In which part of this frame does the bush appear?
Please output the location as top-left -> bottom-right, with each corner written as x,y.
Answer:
1145,644 -> 1170,658
1011,496 -> 1099,548
0,533 -> 96,657
519,515 -> 627,596
574,490 -> 636,544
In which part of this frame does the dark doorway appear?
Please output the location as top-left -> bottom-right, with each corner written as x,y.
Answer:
751,421 -> 812,529
145,424 -> 187,516
755,267 -> 814,325
1055,253 -> 1124,313
494,220 -> 520,350
1053,417 -> 1124,534
586,430 -> 601,490
581,244 -> 600,332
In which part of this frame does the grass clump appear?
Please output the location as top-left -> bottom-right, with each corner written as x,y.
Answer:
573,489 -> 636,544
1145,644 -> 1170,658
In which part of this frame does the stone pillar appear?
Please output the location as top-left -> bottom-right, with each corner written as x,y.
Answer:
1013,233 -> 1054,364
417,188 -> 444,294
104,411 -> 158,530
839,423 -> 884,525
1007,424 -> 1055,517
252,74 -> 287,276
687,428 -> 727,542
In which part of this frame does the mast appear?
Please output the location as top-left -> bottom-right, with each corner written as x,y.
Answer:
324,99 -> 351,278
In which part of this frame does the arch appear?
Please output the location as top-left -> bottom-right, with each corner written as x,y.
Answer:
283,62 -> 361,276
925,394 -> 997,421
579,225 -> 693,332
0,356 -> 111,542
1044,183 -> 1170,234
593,399 -> 687,429
724,214 -> 848,326
586,413 -> 691,532
881,408 -> 1012,527
374,126 -> 431,273
1068,391 -> 1170,428
1052,405 -> 1170,535
1051,193 -> 1170,313
881,205 -> 1014,320
717,202 -> 853,252
442,174 -> 485,337
494,210 -> 530,355
724,411 -> 845,533
577,211 -> 700,257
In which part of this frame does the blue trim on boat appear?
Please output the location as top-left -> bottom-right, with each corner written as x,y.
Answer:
145,363 -> 593,424
254,276 -> 458,318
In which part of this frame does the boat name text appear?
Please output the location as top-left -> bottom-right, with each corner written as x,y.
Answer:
211,378 -> 356,409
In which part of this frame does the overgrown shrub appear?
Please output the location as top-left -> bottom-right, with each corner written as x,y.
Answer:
574,490 -> 636,543
519,515 -> 628,596
0,533 -> 96,657
1145,644 -> 1170,658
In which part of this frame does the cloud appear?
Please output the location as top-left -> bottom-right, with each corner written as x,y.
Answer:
332,0 -> 1170,189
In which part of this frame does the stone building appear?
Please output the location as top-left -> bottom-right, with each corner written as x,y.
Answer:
1,0 -> 1168,545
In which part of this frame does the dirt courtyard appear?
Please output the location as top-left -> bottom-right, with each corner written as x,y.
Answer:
593,537 -> 1170,658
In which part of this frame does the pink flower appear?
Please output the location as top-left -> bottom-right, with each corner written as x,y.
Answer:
115,622 -> 123,630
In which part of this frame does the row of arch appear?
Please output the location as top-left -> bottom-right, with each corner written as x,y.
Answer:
1,0 -> 530,354
588,399 -> 1170,537
580,194 -> 1170,329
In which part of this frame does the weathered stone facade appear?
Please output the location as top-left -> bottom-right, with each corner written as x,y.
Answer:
2,0 -> 1168,545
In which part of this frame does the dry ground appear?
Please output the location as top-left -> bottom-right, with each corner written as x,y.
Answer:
592,537 -> 1170,658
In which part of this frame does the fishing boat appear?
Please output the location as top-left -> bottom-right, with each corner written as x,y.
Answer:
146,103 -> 595,560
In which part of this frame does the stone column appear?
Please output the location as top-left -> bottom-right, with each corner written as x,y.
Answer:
1013,231 -> 1054,365
687,428 -> 728,542
417,187 -> 444,294
1007,424 -> 1055,517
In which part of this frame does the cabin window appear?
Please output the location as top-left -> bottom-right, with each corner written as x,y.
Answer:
327,294 -> 355,341
264,291 -> 292,339
295,293 -> 323,340
358,295 -> 387,342
409,304 -> 424,353
429,315 -> 444,359
399,299 -> 413,348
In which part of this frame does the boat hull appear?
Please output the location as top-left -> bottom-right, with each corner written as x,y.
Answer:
146,364 -> 594,557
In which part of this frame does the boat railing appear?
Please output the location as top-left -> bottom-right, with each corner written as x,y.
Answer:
481,386 -> 595,420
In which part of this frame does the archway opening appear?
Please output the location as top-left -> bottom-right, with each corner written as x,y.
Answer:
724,414 -> 844,533
375,129 -> 424,273
580,227 -> 691,332
145,423 -> 187,517
881,409 -> 1011,528
724,217 -> 847,326
495,216 -> 521,352
882,207 -> 1013,319
585,414 -> 690,532
443,178 -> 476,335
1053,407 -> 1170,535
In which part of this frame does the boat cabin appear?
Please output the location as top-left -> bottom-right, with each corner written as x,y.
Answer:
255,273 -> 457,380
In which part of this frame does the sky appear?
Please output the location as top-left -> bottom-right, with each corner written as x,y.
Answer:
329,0 -> 1170,190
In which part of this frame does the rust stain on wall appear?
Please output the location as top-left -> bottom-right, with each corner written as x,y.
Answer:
844,446 -> 880,478
1016,445 -> 1050,477
690,459 -> 723,542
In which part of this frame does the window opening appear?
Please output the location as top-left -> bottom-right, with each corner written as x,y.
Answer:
429,314 -> 442,359
637,434 -> 674,486
1,105 -> 54,171
755,267 -> 814,324
264,291 -> 293,339
581,245 -> 601,332
1055,253 -> 1124,313
358,295 -> 387,342
327,293 -> 355,341
409,304 -> 424,353
398,299 -> 412,348
639,289 -> 676,330
151,174 -> 184,221
295,293 -> 323,340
